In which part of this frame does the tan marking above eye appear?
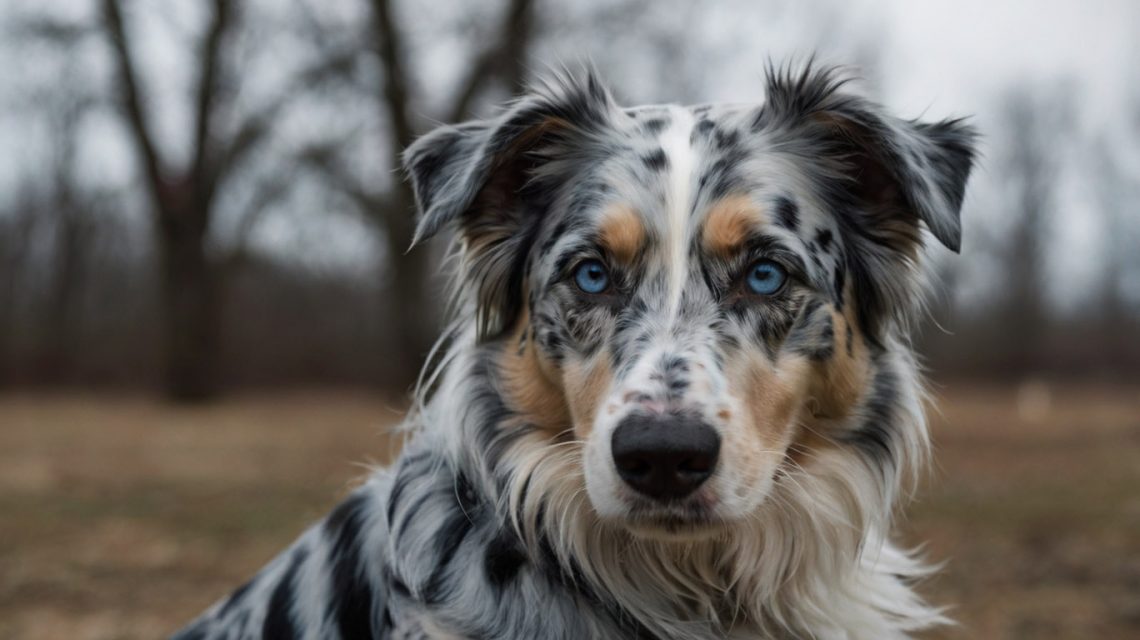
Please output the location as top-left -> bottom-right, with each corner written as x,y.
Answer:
702,194 -> 768,256
598,204 -> 645,264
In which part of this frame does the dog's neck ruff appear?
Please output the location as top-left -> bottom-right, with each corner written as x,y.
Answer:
396,326 -> 945,639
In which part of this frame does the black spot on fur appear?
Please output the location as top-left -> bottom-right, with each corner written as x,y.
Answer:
421,505 -> 476,605
216,579 -> 253,619
699,145 -> 748,200
815,316 -> 835,361
387,450 -> 433,528
469,356 -> 532,465
833,266 -> 846,309
690,118 -> 715,143
395,490 -> 433,542
699,159 -> 727,191
785,298 -> 834,361
642,117 -> 669,134
846,322 -> 855,358
714,127 -> 740,150
538,327 -> 565,363
844,361 -> 898,469
773,197 -> 799,231
391,576 -> 411,597
380,605 -> 395,632
660,354 -> 687,374
456,472 -> 481,513
262,547 -> 308,640
324,492 -> 378,640
815,228 -> 833,252
641,148 -> 668,171
484,528 -> 528,588
551,247 -> 583,281
833,225 -> 889,349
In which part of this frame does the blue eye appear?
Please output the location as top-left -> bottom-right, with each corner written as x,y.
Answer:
574,259 -> 610,294
745,260 -> 787,295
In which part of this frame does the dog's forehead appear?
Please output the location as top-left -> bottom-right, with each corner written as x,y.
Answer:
561,103 -> 826,257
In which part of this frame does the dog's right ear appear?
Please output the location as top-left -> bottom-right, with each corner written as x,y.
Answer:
403,119 -> 497,246
402,70 -> 618,339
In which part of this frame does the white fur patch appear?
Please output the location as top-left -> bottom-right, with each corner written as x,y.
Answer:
658,107 -> 697,316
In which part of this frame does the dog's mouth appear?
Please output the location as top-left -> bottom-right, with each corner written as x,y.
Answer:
618,501 -> 727,541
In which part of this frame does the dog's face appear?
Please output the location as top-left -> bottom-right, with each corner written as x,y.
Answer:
406,68 -> 975,540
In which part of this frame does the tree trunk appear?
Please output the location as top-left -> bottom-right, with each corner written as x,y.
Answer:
37,212 -> 83,384
0,246 -> 18,387
157,202 -> 219,402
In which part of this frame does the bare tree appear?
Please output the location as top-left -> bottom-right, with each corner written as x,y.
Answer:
0,199 -> 37,386
990,88 -> 1072,371
0,17 -> 94,385
10,0 -> 539,394
374,0 -> 536,386
302,0 -> 537,388
1090,126 -> 1140,371
99,0 -> 229,400
99,0 -> 345,400
34,63 -> 99,384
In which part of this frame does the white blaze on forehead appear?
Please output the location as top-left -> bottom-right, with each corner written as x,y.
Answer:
658,107 -> 697,315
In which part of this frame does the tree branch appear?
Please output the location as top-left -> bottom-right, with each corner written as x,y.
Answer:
447,51 -> 497,124
494,0 -> 536,95
446,0 -> 535,123
297,139 -> 388,215
370,0 -> 415,163
191,0 -> 234,211
101,0 -> 165,207
221,171 -> 297,272
206,46 -> 363,197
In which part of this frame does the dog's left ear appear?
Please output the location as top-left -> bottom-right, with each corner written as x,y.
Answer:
818,108 -> 977,254
765,66 -> 978,254
403,71 -> 618,340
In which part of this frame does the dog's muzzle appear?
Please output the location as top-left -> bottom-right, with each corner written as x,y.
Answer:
610,413 -> 720,501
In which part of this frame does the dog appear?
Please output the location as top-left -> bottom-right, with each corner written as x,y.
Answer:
174,63 -> 977,639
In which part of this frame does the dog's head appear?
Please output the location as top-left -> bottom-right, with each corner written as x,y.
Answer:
405,66 -> 975,541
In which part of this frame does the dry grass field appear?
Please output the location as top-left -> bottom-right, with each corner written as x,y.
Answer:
1,383 -> 1137,639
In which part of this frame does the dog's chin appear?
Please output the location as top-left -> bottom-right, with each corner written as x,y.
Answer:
619,513 -> 728,542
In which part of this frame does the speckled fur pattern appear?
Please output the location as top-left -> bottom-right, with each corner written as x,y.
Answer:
174,63 -> 977,640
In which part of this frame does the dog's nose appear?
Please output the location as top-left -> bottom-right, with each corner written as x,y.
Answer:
611,414 -> 720,500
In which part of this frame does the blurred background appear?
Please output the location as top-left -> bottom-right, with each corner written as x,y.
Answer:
0,0 -> 1137,638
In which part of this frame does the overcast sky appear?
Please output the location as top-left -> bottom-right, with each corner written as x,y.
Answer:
878,0 -> 1137,120
2,0 -> 1137,309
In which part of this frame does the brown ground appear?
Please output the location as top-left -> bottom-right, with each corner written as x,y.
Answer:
0,383 -> 1137,639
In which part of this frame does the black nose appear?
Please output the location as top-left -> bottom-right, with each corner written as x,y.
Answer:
611,414 -> 720,500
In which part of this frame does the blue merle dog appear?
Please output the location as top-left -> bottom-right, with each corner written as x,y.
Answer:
175,63 -> 977,639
